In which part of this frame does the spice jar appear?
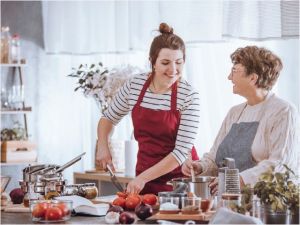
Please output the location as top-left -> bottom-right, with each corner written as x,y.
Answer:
63,184 -> 80,196
78,183 -> 98,199
221,193 -> 241,210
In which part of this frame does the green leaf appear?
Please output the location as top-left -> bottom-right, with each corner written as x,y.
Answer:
90,64 -> 95,69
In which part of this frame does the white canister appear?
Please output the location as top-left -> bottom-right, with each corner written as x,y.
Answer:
124,140 -> 138,177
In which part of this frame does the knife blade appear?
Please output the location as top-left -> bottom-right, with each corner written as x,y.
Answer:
106,164 -> 125,192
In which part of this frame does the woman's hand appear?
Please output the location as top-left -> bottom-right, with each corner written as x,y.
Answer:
96,140 -> 115,171
181,158 -> 203,176
126,176 -> 147,194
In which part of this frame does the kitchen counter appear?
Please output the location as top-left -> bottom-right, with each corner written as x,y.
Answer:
0,211 -> 158,224
74,171 -> 134,195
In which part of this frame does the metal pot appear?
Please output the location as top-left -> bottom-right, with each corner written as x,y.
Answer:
260,205 -> 291,224
170,176 -> 212,199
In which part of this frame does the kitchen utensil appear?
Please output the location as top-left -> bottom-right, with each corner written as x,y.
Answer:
55,152 -> 86,173
106,164 -> 125,192
218,157 -> 238,197
170,176 -> 212,199
19,153 -> 86,196
1,176 -> 11,192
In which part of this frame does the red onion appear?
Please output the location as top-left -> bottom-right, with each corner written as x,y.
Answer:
135,202 -> 153,220
107,204 -> 124,214
119,212 -> 135,224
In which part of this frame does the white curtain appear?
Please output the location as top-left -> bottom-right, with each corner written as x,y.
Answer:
38,0 -> 299,182
42,0 -> 299,53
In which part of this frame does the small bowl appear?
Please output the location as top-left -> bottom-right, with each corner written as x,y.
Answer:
159,196 -> 180,213
200,198 -> 212,212
181,197 -> 201,214
30,200 -> 72,223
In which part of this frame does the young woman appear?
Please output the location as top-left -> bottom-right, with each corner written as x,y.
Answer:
96,23 -> 200,194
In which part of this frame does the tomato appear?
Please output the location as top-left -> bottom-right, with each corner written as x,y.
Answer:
116,191 -> 128,199
112,197 -> 126,209
45,206 -> 63,221
142,194 -> 157,206
32,202 -> 50,218
125,196 -> 141,210
56,202 -> 70,217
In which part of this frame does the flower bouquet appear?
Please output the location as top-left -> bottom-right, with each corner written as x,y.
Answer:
68,62 -> 144,113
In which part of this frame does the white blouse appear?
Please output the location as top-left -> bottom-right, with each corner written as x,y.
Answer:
199,92 -> 299,186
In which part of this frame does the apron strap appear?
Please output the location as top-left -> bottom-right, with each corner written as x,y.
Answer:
136,76 -> 151,106
171,81 -> 178,112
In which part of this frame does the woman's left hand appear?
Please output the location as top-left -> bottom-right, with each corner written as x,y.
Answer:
126,177 -> 146,194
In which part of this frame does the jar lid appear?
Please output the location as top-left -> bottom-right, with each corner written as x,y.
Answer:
222,193 -> 241,200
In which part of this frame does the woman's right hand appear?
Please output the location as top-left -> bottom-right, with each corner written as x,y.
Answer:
181,158 -> 203,176
96,141 -> 115,171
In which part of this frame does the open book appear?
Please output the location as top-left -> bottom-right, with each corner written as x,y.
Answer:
55,195 -> 109,216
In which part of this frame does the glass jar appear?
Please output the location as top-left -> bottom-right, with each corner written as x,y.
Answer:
78,183 -> 98,199
63,184 -> 80,196
23,183 -> 39,207
221,193 -> 241,211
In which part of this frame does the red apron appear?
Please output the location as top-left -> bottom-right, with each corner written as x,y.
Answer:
132,76 -> 199,195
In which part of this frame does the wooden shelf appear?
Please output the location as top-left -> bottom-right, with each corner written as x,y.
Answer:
1,107 -> 32,114
0,63 -> 27,67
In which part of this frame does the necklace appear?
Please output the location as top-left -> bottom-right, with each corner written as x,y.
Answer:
151,79 -> 171,94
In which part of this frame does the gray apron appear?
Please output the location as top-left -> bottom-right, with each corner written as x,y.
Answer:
215,100 -> 267,172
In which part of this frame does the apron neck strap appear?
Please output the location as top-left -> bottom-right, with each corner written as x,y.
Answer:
136,75 -> 151,106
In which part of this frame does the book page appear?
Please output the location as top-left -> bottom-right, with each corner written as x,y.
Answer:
55,195 -> 109,216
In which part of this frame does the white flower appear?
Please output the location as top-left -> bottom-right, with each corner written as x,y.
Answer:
69,63 -> 145,113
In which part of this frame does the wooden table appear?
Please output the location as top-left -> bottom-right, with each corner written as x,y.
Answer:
73,171 -> 134,195
0,211 -> 157,224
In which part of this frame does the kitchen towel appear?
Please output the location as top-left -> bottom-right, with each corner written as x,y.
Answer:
124,140 -> 138,177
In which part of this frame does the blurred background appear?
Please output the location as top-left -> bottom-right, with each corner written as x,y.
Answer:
1,0 -> 299,190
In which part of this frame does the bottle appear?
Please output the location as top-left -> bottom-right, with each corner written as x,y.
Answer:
1,26 -> 11,64
11,33 -> 21,64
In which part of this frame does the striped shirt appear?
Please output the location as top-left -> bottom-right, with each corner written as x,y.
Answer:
103,73 -> 200,165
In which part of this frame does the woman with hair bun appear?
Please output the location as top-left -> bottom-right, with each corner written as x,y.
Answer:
96,23 -> 200,194
182,46 -> 299,191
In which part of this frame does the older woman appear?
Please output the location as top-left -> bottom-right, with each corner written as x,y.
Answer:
182,46 -> 299,189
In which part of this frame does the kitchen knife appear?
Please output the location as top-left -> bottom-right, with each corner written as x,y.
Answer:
106,164 -> 125,192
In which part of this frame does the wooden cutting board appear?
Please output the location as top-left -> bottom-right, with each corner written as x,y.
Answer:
4,203 -> 30,213
91,195 -> 116,204
149,210 -> 215,221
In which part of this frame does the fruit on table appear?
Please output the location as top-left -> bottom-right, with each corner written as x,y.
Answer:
56,202 -> 70,217
107,204 -> 124,214
142,194 -> 157,205
32,202 -> 50,218
45,206 -> 63,221
9,188 -> 24,204
113,197 -> 126,208
125,195 -> 141,210
116,191 -> 128,198
119,212 -> 135,224
135,202 -> 153,220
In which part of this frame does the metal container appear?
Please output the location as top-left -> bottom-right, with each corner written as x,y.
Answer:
170,176 -> 212,199
19,153 -> 86,196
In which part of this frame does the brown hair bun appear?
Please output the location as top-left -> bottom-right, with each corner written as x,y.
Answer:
159,23 -> 174,34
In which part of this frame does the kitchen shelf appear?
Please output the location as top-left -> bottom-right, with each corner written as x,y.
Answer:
1,107 -> 32,114
0,63 -> 27,68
